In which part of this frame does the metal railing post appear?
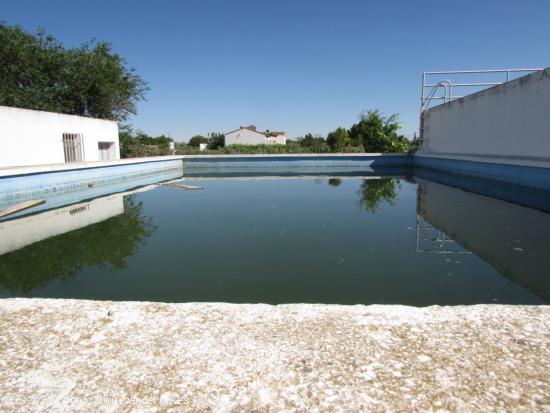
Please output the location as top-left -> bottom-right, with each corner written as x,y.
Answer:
420,72 -> 426,106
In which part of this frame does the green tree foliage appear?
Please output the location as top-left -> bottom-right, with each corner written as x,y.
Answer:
0,23 -> 148,121
119,126 -> 173,158
349,110 -> 411,152
118,124 -> 135,158
328,178 -> 342,187
326,127 -> 351,152
208,132 -> 225,150
188,135 -> 209,148
295,133 -> 331,153
222,144 -> 289,154
135,131 -> 172,146
357,178 -> 401,212
0,196 -> 155,294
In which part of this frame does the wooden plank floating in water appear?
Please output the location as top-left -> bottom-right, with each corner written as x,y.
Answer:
161,183 -> 204,190
0,199 -> 46,218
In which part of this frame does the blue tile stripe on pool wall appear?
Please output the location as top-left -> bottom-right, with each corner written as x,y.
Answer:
1,154 -> 549,210
413,156 -> 550,191
0,159 -> 185,204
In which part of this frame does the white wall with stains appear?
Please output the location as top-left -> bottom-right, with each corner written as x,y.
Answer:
418,68 -> 550,163
225,128 -> 286,145
0,105 -> 119,168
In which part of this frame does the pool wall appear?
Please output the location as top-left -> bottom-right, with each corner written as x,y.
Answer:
1,150 -> 549,213
181,153 -> 550,190
412,155 -> 550,191
418,68 -> 550,162
181,153 -> 413,177
415,67 -> 550,190
0,158 -> 184,215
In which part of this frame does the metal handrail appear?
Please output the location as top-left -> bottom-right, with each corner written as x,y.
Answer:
421,80 -> 452,112
421,68 -> 542,112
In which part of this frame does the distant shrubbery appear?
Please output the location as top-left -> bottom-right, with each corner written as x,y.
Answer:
176,143 -> 363,155
124,110 -> 418,158
119,125 -> 174,158
176,144 -> 287,155
172,110 -> 417,156
220,144 -> 290,154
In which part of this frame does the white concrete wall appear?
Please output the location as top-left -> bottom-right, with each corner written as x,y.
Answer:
418,68 -> 550,161
265,134 -> 287,145
0,106 -> 119,168
225,129 -> 287,145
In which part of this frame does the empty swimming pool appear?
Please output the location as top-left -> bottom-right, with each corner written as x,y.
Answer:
0,171 -> 548,305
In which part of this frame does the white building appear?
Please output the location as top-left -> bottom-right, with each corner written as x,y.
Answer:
224,125 -> 287,146
0,105 -> 120,168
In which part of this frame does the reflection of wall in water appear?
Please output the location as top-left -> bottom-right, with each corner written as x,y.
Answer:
0,159 -> 184,217
416,178 -> 550,301
416,214 -> 471,254
0,194 -> 124,255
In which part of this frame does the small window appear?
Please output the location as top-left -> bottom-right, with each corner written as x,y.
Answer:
98,142 -> 115,161
62,133 -> 84,163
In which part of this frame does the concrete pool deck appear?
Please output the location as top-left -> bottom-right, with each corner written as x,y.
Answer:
0,299 -> 548,412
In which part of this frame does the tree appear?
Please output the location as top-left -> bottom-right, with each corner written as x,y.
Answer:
301,133 -> 316,148
0,23 -> 148,121
118,124 -> 135,158
297,133 -> 330,153
208,132 -> 225,150
349,110 -> 411,152
188,135 -> 209,148
326,127 -> 351,152
119,127 -> 173,158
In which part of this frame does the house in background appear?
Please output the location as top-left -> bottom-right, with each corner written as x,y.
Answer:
224,125 -> 287,146
0,105 -> 119,168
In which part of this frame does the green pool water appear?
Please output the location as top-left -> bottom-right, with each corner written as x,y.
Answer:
0,175 -> 548,305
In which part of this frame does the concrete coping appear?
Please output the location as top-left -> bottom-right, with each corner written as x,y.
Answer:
0,154 -> 410,178
0,299 -> 548,411
0,156 -> 185,178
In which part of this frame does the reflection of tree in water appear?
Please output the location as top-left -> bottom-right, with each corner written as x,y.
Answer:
328,178 -> 342,187
357,178 -> 400,212
0,195 -> 155,294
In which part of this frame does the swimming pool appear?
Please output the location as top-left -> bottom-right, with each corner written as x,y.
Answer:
1,167 -> 548,305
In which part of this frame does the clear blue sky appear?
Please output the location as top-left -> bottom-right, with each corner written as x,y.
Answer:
3,0 -> 549,141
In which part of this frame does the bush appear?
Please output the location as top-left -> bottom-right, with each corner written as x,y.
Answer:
174,141 -> 368,156
208,133 -> 225,150
349,110 -> 412,152
188,135 -> 209,148
326,127 -> 351,152
175,144 -> 206,155
119,126 -> 173,158
221,144 -> 289,154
